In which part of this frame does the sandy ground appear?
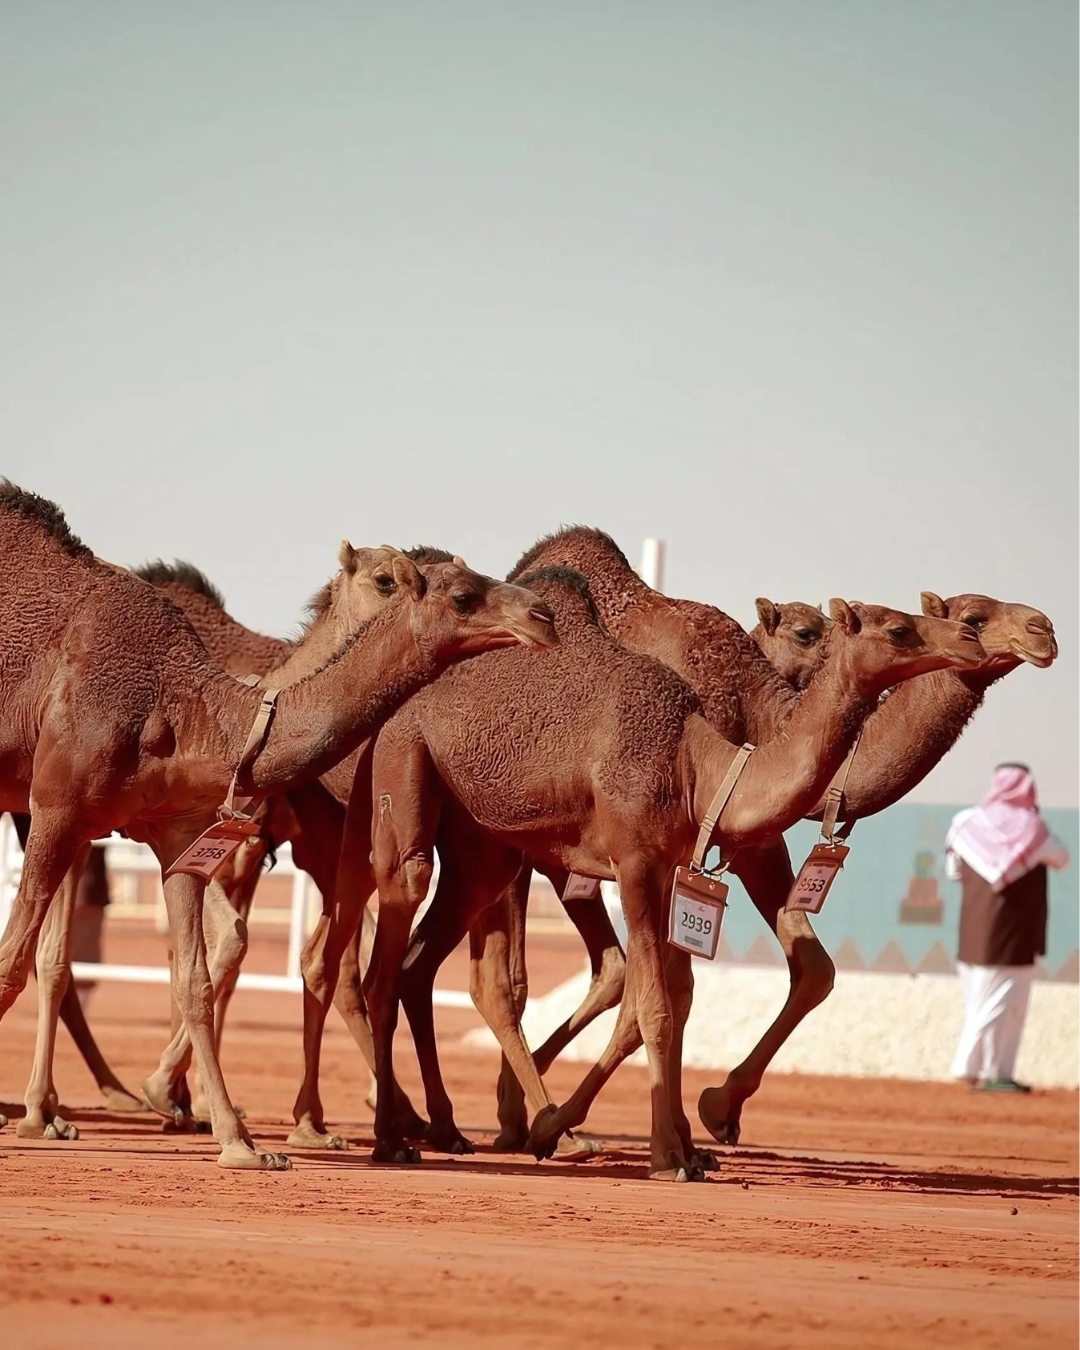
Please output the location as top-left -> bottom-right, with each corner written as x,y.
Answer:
0,925 -> 1076,1349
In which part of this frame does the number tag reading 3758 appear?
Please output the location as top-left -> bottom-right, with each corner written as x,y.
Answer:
668,867 -> 728,960
785,843 -> 850,914
165,818 -> 262,882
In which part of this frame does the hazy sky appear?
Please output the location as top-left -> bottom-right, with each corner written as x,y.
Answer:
4,3 -> 1076,805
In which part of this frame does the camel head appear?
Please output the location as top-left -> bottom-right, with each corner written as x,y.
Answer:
406,556 -> 557,659
326,542 -> 418,631
752,598 -> 831,689
826,599 -> 986,697
920,592 -> 1057,673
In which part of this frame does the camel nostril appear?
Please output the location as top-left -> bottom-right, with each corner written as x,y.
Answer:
1026,619 -> 1052,637
530,607 -> 554,626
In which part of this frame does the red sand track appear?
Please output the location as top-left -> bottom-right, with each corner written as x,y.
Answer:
0,928 -> 1076,1349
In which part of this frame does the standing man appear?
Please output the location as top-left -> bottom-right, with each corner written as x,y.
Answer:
947,763 -> 1070,1093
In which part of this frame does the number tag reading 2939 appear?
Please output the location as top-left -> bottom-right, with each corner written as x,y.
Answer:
785,843 -> 850,914
668,867 -> 728,960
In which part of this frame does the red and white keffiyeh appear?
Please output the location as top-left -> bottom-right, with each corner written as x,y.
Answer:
947,766 -> 1050,892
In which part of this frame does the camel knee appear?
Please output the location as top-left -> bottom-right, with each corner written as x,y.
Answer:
592,948 -> 627,1012
375,852 -> 433,907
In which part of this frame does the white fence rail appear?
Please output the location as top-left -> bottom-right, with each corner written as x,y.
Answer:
0,815 -> 471,1007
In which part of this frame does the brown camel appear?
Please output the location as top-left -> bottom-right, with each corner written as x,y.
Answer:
0,482 -> 554,1165
357,564 -> 983,1180
17,543 -> 420,1129
134,544 -> 436,1128
483,529 -> 1055,1149
131,546 -> 461,1144
751,599 -> 831,689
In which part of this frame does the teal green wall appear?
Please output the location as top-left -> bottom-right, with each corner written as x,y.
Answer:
716,804 -> 1079,978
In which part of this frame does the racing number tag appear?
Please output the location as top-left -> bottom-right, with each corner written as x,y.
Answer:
562,872 -> 603,902
166,818 -> 262,882
785,843 -> 851,914
668,867 -> 727,960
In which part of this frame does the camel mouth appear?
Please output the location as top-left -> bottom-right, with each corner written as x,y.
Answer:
1010,639 -> 1057,668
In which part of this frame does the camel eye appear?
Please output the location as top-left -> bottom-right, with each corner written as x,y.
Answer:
888,626 -> 909,642
452,592 -> 474,615
961,614 -> 985,628
374,574 -> 395,593
794,628 -> 816,644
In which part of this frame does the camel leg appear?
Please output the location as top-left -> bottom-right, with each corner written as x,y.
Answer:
663,944 -> 714,1171
530,855 -> 697,1182
141,879 -> 248,1126
494,865 -> 626,1152
189,867 -> 262,1125
366,724 -> 441,1164
698,839 -> 835,1146
286,775 -> 425,1151
146,840 -> 288,1171
18,848 -> 91,1140
0,811 -> 84,1131
397,826 -> 536,1155
468,896 -> 562,1158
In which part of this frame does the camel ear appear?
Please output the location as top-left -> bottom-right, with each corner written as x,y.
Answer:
755,597 -> 780,635
452,555 -> 467,569
920,591 -> 948,619
391,555 -> 426,600
829,598 -> 860,634
338,540 -> 358,574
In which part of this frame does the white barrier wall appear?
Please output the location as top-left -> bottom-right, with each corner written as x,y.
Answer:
467,961 -> 1080,1089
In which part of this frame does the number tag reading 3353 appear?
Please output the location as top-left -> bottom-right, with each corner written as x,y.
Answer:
166,818 -> 262,882
785,843 -> 850,914
668,867 -> 727,960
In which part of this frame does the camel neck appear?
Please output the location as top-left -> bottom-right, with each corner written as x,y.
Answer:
689,647 -> 875,851
808,665 -> 1004,819
262,603 -> 352,687
215,599 -> 439,797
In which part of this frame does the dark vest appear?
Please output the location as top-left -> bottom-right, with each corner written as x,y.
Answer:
957,860 -> 1048,967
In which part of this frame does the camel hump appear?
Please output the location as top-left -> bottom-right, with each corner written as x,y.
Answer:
0,479 -> 92,560
133,559 -> 226,610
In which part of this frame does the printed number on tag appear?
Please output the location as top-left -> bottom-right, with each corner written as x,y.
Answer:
786,844 -> 850,914
668,867 -> 727,960
166,820 -> 260,882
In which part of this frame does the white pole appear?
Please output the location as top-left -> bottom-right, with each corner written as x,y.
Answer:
285,864 -> 309,981
639,538 -> 666,593
0,814 -> 18,938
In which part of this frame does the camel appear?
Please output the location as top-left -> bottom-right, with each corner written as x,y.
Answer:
480,529 -> 1055,1149
0,482 -> 554,1166
357,564 -> 984,1180
751,599 -> 831,689
11,543 -> 424,1128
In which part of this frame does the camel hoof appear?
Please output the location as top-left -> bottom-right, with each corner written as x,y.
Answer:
491,1126 -> 530,1154
697,1087 -> 741,1147
525,1104 -> 562,1161
192,1119 -> 214,1135
690,1149 -> 720,1173
649,1166 -> 690,1182
286,1123 -> 350,1151
217,1144 -> 292,1171
20,1117 -> 78,1141
425,1123 -> 475,1155
371,1142 -> 421,1165
554,1134 -> 606,1161
0,1113 -> 6,1130
141,1079 -> 188,1128
100,1086 -> 148,1114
